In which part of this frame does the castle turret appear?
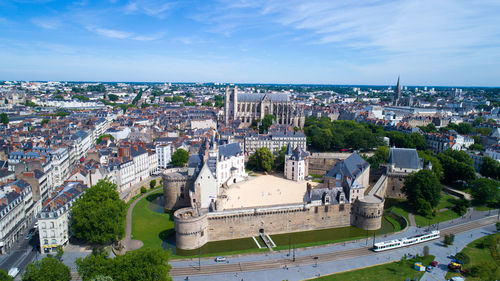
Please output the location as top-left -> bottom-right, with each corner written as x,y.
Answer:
162,170 -> 192,211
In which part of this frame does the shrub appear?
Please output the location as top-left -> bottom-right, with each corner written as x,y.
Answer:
140,186 -> 147,194
455,252 -> 470,264
149,180 -> 156,189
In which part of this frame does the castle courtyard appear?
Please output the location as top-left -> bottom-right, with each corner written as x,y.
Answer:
218,174 -> 319,210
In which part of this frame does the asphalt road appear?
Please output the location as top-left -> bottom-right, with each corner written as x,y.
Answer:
0,226 -> 39,276
169,215 -> 498,277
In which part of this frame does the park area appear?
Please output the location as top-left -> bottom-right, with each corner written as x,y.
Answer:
313,255 -> 435,281
385,192 -> 463,227
446,233 -> 500,280
130,188 -> 404,258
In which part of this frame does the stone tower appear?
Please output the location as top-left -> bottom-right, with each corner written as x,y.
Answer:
162,170 -> 193,211
224,86 -> 238,124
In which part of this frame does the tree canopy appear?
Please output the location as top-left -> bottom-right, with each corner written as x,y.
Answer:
171,148 -> 189,167
469,178 -> 500,206
260,114 -> 276,133
480,156 -> 500,180
304,117 -> 384,151
0,269 -> 13,281
274,146 -> 287,171
417,150 -> 444,180
402,169 -> 442,215
22,256 -> 70,281
367,146 -> 389,169
0,113 -> 8,125
71,180 -> 127,245
247,147 -> 274,173
76,248 -> 172,281
437,149 -> 476,183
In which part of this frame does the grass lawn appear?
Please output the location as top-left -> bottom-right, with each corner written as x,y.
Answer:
174,237 -> 268,258
384,198 -> 410,222
473,205 -> 496,211
437,193 -> 456,210
309,173 -> 324,178
414,210 -> 460,227
445,233 -> 500,281
271,216 -> 395,250
313,255 -> 435,281
131,190 -> 174,250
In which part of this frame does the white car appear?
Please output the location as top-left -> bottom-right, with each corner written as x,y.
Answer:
8,267 -> 19,277
214,256 -> 227,262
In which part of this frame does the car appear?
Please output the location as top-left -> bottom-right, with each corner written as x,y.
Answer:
430,261 -> 438,267
214,256 -> 227,262
426,266 -> 433,272
8,268 -> 19,277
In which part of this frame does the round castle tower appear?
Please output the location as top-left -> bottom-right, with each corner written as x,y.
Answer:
352,198 -> 385,230
174,208 -> 209,250
162,170 -> 192,211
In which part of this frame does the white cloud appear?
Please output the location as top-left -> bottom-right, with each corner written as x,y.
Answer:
124,0 -> 175,18
89,27 -> 132,39
31,18 -> 62,29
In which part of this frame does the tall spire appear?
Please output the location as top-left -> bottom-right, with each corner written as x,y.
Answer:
394,75 -> 401,106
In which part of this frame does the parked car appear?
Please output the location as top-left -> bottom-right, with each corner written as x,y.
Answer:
426,266 -> 433,272
214,256 -> 227,263
430,261 -> 438,267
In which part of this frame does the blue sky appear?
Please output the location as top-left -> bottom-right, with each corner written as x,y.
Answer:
0,0 -> 499,86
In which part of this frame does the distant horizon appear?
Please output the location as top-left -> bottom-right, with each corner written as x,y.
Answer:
2,80 -> 499,89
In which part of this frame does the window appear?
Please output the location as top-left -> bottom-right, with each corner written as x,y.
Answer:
51,230 -> 55,237
44,239 -> 48,245
50,222 -> 54,228
42,231 -> 47,238
42,222 -> 46,229
52,239 -> 57,244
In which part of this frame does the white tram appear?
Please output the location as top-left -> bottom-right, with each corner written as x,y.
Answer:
373,230 -> 440,252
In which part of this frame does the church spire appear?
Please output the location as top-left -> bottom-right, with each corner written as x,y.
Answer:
394,75 -> 401,106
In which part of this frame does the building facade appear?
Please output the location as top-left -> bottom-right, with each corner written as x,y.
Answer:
38,182 -> 87,253
224,87 -> 305,128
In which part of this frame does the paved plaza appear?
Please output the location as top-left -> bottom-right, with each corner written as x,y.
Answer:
219,175 -> 319,210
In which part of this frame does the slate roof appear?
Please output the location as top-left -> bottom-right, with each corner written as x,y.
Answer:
388,148 -> 423,169
218,143 -> 242,159
325,152 -> 369,179
237,93 -> 290,103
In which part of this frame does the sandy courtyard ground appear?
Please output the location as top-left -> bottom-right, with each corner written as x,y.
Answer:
218,175 -> 319,210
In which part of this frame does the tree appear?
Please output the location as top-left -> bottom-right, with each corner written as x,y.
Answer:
108,94 -> 119,101
423,245 -> 430,257
22,256 -> 70,281
0,113 -> 8,125
71,180 -> 127,245
457,123 -> 473,135
480,156 -> 500,180
41,119 -> 50,126
150,180 -> 156,189
76,248 -> 172,281
247,147 -> 274,173
418,150 -> 444,180
367,146 -> 389,169
214,95 -> 224,107
260,114 -> 276,133
140,186 -> 147,194
496,221 -> 500,232
469,178 -> 500,206
443,234 -> 455,246
402,170 -> 442,213
473,117 -> 484,126
201,101 -> 212,106
452,198 -> 470,216
410,133 -> 427,150
274,146 -> 287,171
171,149 -> 189,167
0,270 -> 13,281
438,150 -> 476,183
56,246 -> 64,261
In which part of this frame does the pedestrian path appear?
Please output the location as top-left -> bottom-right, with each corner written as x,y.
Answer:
409,213 -> 416,227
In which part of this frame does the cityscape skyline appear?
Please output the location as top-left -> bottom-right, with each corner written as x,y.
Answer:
1,0 -> 500,86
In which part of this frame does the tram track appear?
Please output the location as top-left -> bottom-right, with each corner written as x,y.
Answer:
170,216 -> 498,277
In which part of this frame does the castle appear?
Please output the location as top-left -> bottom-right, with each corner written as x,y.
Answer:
224,86 -> 306,128
163,145 -> 425,250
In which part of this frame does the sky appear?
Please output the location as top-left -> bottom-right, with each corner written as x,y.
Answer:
0,0 -> 499,86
